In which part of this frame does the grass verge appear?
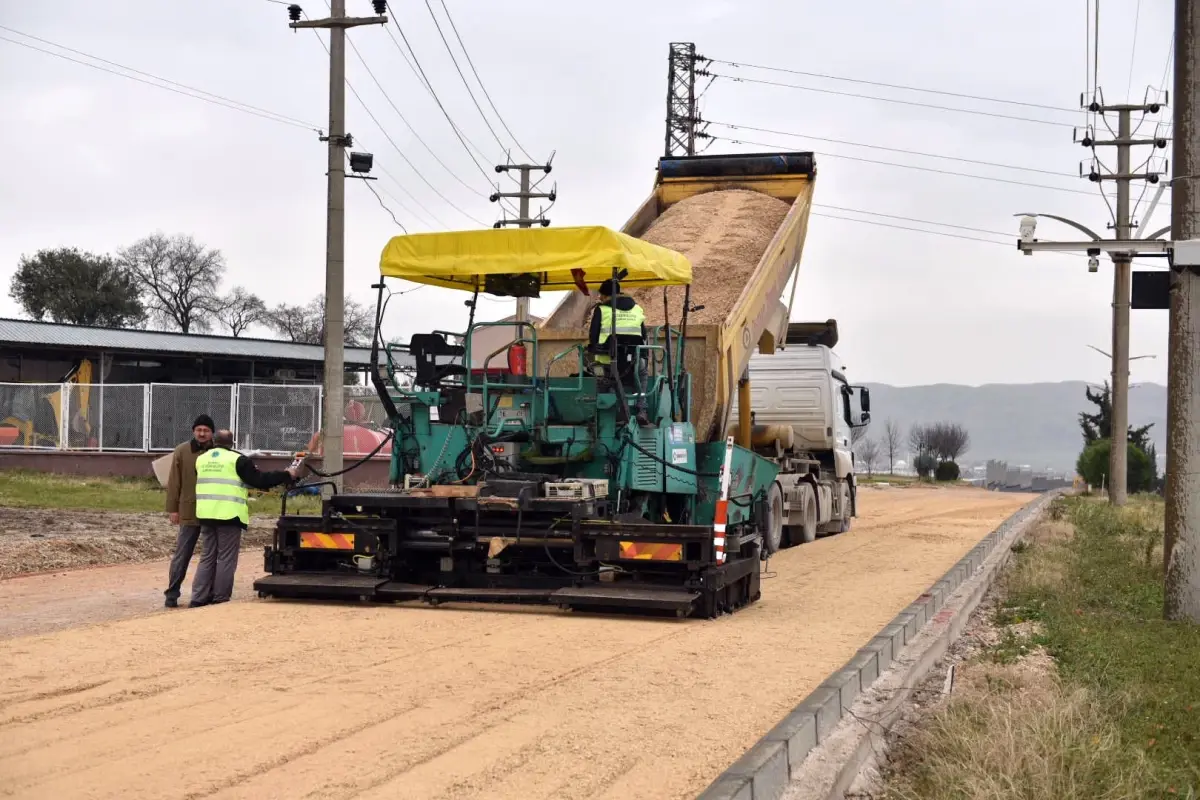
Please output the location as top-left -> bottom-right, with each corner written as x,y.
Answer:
883,495 -> 1200,799
0,470 -> 320,517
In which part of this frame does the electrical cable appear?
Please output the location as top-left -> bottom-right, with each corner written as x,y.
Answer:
707,134 -> 1100,197
360,176 -> 409,232
705,72 -> 1077,128
706,121 -> 1078,178
387,15 -> 499,179
306,430 -> 395,478
424,0 -> 531,163
0,31 -> 320,132
301,17 -> 486,225
707,57 -> 1079,115
1126,0 -> 1143,101
343,32 -> 487,193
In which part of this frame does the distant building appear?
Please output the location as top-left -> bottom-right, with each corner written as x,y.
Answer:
467,314 -> 543,371
0,317 -> 411,384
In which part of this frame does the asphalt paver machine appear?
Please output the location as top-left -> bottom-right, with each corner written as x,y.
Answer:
254,225 -> 780,617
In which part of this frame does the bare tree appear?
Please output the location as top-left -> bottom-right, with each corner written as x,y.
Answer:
118,232 -> 225,333
268,294 -> 374,346
851,425 -> 870,445
908,423 -> 934,478
882,418 -> 902,474
927,422 -> 971,463
215,287 -> 268,337
858,437 -> 880,476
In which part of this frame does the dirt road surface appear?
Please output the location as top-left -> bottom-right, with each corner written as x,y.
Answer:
0,486 -> 1034,800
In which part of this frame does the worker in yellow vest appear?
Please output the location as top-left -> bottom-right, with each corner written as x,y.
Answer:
189,429 -> 298,608
587,278 -> 650,426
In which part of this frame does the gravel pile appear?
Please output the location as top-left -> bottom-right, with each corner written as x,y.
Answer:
630,189 -> 791,327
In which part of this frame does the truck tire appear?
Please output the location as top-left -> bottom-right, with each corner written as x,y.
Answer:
763,483 -> 784,555
837,481 -> 853,533
786,483 -> 817,544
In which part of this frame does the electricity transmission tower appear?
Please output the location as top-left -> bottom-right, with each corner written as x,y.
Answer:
665,43 -> 711,157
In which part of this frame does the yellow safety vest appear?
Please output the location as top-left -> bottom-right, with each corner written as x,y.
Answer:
194,447 -> 249,525
595,302 -> 645,364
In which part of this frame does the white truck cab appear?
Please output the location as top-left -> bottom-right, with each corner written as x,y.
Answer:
729,320 -> 870,551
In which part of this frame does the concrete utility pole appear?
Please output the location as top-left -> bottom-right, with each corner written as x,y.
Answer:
492,159 -> 555,327
288,1 -> 386,491
1165,0 -> 1200,622
1016,99 -> 1169,506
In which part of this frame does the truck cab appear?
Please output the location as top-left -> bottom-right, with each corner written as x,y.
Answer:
730,320 -> 870,550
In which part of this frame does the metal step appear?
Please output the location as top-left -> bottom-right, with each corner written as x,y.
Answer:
549,585 -> 699,614
426,587 -> 557,604
254,573 -> 386,598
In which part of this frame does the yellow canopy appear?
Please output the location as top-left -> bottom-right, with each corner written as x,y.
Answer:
378,226 -> 692,292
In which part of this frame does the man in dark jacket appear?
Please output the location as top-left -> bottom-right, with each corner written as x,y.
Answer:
587,279 -> 650,424
189,429 -> 298,608
163,414 -> 214,608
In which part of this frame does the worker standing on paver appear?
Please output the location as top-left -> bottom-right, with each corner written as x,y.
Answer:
189,429 -> 298,608
162,414 -> 215,608
587,278 -> 650,425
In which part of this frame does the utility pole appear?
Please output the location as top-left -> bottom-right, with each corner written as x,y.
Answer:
288,1 -> 386,491
492,158 -> 555,327
1016,98 -> 1169,506
1165,0 -> 1200,622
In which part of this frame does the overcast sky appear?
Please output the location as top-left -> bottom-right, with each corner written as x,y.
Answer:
0,0 -> 1176,387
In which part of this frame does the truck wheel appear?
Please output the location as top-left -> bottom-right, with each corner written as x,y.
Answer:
762,483 -> 784,555
788,484 -> 817,544
837,481 -> 853,533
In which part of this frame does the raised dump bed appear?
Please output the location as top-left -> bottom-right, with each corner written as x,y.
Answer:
540,151 -> 816,442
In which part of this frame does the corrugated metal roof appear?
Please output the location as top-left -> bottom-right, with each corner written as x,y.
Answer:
0,318 -> 409,367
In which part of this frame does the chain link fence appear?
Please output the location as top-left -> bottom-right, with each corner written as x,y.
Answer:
149,384 -> 236,451
236,384 -> 321,454
0,383 -> 66,449
0,382 -> 410,454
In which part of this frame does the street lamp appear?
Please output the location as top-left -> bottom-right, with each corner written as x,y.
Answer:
1086,344 -> 1157,361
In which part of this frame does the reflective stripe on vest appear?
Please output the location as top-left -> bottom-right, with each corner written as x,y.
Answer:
194,447 -> 249,525
595,302 -> 645,364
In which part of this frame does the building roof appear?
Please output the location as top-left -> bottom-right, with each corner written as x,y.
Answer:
0,317 -> 409,367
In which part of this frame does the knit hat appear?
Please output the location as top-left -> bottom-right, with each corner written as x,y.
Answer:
192,414 -> 215,432
598,278 -> 619,297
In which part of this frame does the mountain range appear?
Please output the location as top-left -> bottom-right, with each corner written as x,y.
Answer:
861,381 -> 1168,475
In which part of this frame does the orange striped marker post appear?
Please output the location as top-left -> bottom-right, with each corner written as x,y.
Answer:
713,436 -> 735,564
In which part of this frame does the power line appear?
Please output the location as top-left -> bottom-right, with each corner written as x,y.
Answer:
420,0 -> 513,157
342,32 -> 487,192
386,15 -> 498,180
302,20 -> 485,226
708,58 -> 1079,115
706,121 -> 1078,178
1126,0 -> 1143,100
436,0 -> 535,162
0,30 -> 320,132
359,175 -> 408,232
708,134 -> 1102,197
813,204 -> 1013,238
705,71 -> 1077,129
810,209 -> 1168,268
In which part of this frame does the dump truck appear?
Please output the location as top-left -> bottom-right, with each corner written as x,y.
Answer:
541,151 -> 870,553
252,150 -> 868,618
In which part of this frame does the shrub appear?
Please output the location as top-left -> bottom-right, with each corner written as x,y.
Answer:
1075,439 -> 1155,494
935,460 -> 961,482
914,453 -> 937,478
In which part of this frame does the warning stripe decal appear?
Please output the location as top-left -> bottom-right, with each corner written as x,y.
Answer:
299,532 -> 355,550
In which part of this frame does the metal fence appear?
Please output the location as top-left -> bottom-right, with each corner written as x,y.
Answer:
0,382 -> 340,455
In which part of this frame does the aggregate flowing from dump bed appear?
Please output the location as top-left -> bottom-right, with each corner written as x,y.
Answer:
631,189 -> 791,327
541,189 -> 791,330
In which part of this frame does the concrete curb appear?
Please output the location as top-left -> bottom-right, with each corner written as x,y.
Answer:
696,492 -> 1059,800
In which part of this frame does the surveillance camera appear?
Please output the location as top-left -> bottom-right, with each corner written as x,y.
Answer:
1019,215 -> 1037,241
1088,255 -> 1099,273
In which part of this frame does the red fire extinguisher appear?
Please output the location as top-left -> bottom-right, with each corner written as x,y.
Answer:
507,342 -> 527,376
